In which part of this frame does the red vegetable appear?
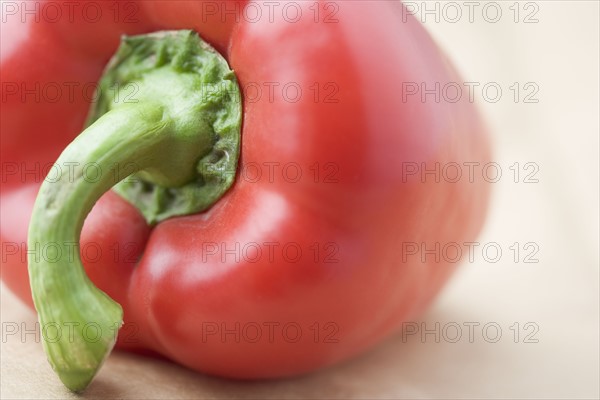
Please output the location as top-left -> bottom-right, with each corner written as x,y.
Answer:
0,0 -> 490,392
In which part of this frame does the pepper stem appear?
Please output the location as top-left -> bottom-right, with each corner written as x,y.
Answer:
27,30 -> 241,392
28,103 -> 167,391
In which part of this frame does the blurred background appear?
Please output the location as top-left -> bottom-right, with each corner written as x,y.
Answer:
1,1 -> 598,398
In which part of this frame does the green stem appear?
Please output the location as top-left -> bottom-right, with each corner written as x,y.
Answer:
28,103 -> 167,391
27,30 -> 241,392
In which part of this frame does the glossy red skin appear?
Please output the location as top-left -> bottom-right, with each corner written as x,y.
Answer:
1,1 -> 490,378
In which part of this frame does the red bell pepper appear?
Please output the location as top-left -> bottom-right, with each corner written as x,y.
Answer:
1,0 -> 491,392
